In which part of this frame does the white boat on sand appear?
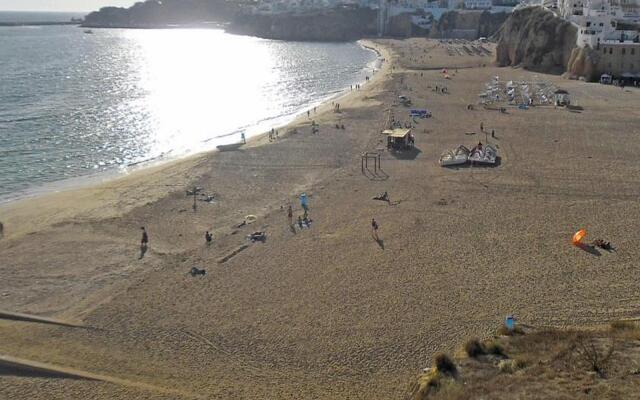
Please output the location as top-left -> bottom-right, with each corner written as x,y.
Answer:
439,145 -> 470,166
468,144 -> 497,165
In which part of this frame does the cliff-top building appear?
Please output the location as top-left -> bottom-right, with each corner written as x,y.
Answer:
547,0 -> 640,79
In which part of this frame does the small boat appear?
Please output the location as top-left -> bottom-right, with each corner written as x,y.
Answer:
398,95 -> 412,106
468,144 -> 497,165
216,142 -> 244,152
84,29 -> 94,34
439,145 -> 470,166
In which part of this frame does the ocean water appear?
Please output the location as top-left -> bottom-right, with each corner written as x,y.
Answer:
0,12 -> 85,23
0,25 -> 378,202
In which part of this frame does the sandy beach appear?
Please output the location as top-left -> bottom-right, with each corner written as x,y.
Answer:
1,38 -> 640,399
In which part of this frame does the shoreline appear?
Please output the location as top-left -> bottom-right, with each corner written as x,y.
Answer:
0,40 -> 390,239
0,40 -> 383,209
2,36 -> 640,399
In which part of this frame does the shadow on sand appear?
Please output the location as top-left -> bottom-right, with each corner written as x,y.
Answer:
442,156 -> 502,170
390,146 -> 422,160
216,143 -> 245,152
139,244 -> 148,259
362,168 -> 389,181
577,243 -> 601,256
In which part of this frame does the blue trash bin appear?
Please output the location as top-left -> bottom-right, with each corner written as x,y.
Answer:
505,315 -> 515,332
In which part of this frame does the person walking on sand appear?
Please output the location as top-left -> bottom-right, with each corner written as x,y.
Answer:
491,129 -> 495,138
480,122 -> 484,132
141,227 -> 149,246
205,231 -> 213,245
371,218 -> 379,241
139,227 -> 149,259
287,205 -> 293,226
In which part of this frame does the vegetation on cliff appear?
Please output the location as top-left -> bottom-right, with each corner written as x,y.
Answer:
411,321 -> 640,399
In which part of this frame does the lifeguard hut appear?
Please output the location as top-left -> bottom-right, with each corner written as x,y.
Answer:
554,89 -> 570,106
383,128 -> 413,150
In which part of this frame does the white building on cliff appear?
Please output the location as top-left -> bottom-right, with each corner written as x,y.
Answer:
551,0 -> 640,48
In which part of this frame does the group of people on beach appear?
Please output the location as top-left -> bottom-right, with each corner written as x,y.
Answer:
269,128 -> 279,142
351,76 -> 370,91
434,85 -> 448,94
287,203 -> 312,232
306,107 -> 317,119
138,225 -> 215,259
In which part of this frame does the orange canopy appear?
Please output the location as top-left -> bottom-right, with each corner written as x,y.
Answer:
572,229 -> 586,246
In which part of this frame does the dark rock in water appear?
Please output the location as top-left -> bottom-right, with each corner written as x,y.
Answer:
495,6 -> 577,74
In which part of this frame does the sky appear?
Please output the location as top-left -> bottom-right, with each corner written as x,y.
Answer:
0,0 -> 137,12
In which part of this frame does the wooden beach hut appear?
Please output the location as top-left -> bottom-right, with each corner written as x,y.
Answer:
383,128 -> 414,150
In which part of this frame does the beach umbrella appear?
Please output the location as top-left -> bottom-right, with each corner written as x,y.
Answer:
572,229 -> 587,246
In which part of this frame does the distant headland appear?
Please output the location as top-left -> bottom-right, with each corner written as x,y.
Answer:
81,0 -> 513,41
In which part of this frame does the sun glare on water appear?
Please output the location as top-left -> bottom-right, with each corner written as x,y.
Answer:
130,29 -> 278,155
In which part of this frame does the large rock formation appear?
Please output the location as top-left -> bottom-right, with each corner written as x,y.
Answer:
227,8 -> 378,41
495,6 -> 577,74
566,46 -> 599,80
83,0 -> 236,28
430,10 -> 509,39
83,0 -> 378,41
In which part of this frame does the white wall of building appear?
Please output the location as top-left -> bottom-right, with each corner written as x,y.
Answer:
464,0 -> 492,9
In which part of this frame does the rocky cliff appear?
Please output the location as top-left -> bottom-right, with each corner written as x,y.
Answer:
495,6 -> 577,74
227,8 -> 378,41
430,11 -> 508,39
83,0 -> 236,28
566,46 -> 600,80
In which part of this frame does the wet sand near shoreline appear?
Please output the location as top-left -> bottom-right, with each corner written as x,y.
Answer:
1,39 -> 640,399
